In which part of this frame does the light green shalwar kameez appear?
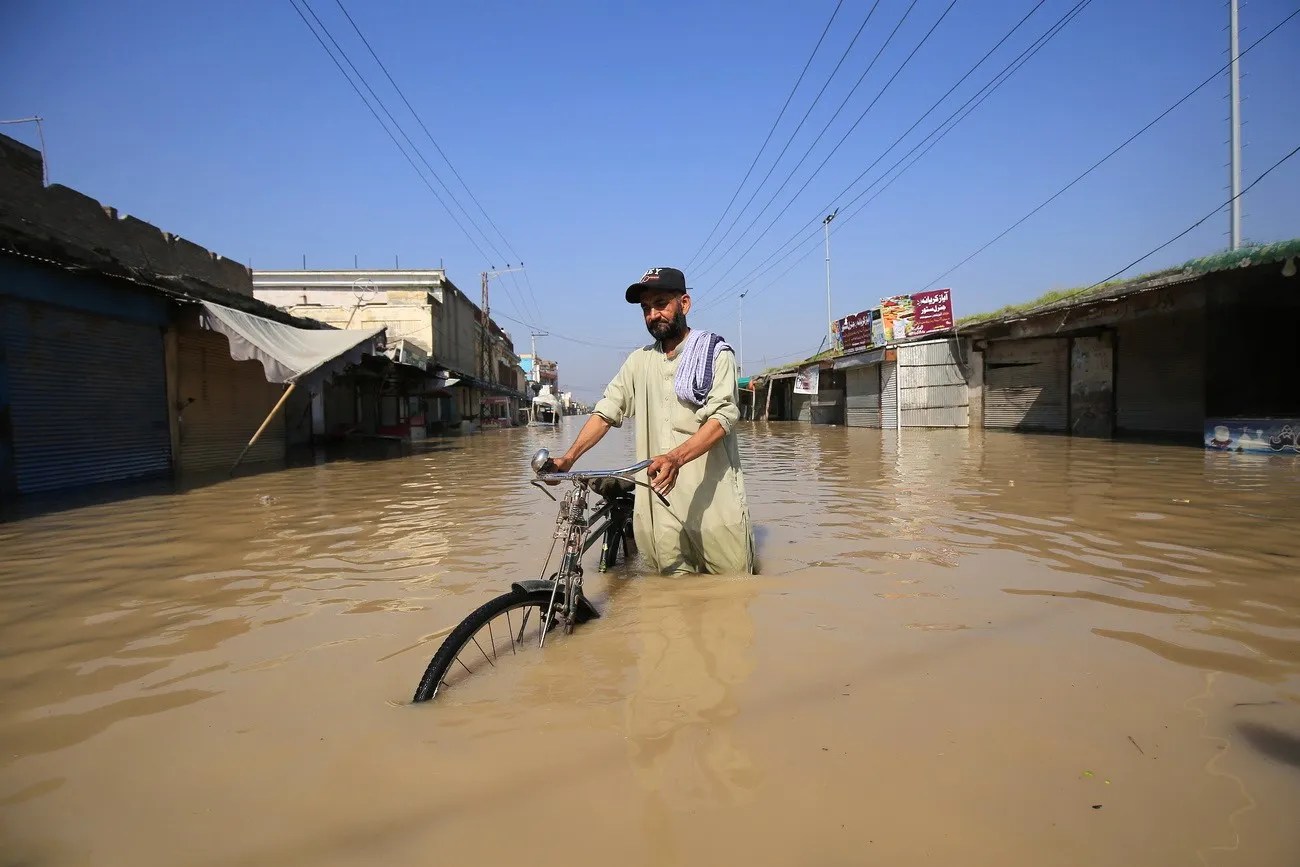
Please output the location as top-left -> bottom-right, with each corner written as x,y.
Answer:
592,341 -> 755,575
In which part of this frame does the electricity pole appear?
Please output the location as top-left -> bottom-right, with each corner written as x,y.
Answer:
1228,0 -> 1243,249
528,330 -> 548,420
823,209 -> 838,345
479,266 -> 523,415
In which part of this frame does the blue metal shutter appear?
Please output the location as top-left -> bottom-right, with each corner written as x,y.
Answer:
2,298 -> 170,493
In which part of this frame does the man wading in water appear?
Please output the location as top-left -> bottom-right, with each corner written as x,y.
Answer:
544,267 -> 755,575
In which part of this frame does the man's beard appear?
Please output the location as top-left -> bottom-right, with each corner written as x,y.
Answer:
648,309 -> 688,342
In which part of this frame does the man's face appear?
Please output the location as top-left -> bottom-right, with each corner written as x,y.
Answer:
640,290 -> 690,341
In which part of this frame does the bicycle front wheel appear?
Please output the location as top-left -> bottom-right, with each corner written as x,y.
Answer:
411,587 -> 560,703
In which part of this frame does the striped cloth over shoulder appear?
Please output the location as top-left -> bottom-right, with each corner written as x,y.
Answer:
673,329 -> 733,407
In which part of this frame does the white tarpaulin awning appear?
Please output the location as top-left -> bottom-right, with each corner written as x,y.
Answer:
199,300 -> 386,387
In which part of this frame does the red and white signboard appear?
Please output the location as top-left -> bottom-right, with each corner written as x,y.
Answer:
909,288 -> 954,336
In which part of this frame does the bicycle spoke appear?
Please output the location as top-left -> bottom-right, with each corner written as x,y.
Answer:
488,621 -> 498,662
505,610 -> 517,654
470,634 -> 495,668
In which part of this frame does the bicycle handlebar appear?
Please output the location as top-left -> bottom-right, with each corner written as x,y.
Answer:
529,448 -> 668,506
534,458 -> 652,484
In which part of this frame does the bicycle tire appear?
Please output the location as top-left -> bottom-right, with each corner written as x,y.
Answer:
412,587 -> 558,703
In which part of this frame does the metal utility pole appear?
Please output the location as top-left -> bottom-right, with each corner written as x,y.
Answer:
737,291 -> 747,379
478,265 -> 524,392
1228,0 -> 1243,249
528,330 -> 547,421
823,209 -> 838,344
529,330 -> 548,381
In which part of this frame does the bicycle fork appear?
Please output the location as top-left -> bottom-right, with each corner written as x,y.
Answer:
540,489 -> 588,647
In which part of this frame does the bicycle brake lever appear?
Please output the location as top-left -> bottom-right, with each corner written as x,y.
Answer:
530,479 -> 558,502
626,477 -> 670,507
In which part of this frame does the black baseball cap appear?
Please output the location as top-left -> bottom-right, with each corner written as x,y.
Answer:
626,266 -> 689,303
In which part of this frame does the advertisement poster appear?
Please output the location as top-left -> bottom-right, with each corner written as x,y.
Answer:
793,365 -> 820,395
1205,419 -> 1300,454
879,295 -> 914,342
833,309 -> 874,354
870,312 -> 886,347
910,288 -> 954,336
878,290 -> 955,341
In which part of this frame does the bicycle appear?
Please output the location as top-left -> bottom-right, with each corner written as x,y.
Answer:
410,446 -> 669,703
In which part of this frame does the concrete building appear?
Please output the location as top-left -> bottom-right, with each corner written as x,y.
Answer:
752,240 -> 1300,446
253,268 -> 528,431
0,133 -> 384,507
519,353 -> 560,395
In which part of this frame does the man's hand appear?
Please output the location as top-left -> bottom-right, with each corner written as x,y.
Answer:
541,455 -> 573,486
647,453 -> 683,497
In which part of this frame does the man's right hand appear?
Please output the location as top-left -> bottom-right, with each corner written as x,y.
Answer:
541,455 -> 573,485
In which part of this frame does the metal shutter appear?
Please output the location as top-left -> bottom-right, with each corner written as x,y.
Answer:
177,330 -> 286,474
984,339 -> 1069,431
1116,312 -> 1205,435
898,340 -> 969,428
792,393 -> 812,422
2,298 -> 170,493
845,365 -> 881,427
881,361 -> 898,429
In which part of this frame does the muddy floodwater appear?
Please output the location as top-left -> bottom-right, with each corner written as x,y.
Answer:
2,423 -> 1300,866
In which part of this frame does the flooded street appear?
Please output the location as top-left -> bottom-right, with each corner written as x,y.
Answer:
2,423 -> 1300,866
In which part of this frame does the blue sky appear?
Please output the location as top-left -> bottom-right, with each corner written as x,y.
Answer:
3,0 -> 1298,401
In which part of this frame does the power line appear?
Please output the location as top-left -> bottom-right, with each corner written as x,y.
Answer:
698,0 -> 958,284
695,0 -> 1096,312
332,0 -> 547,323
703,0 -> 1052,302
288,0 -> 538,324
491,310 -> 642,352
1085,142 -> 1300,289
286,1 -> 489,260
722,5 -> 1298,323
685,0 -> 846,270
920,5 -> 1300,290
296,1 -> 502,262
689,0 -> 888,275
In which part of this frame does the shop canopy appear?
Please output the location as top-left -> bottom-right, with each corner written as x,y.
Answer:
199,300 -> 387,473
200,300 -> 386,388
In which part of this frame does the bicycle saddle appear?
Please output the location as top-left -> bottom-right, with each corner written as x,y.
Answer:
589,477 -> 635,499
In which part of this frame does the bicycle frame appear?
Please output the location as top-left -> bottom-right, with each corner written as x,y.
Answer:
526,448 -> 662,643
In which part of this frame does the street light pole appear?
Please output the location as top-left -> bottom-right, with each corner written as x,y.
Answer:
823,210 -> 838,345
737,291 -> 747,379
1229,0 -> 1243,249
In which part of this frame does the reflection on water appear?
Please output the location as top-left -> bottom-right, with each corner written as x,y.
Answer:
622,579 -> 760,866
1,423 -> 1299,865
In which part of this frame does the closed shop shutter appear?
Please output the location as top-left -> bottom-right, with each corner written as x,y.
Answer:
792,393 -> 812,422
1116,311 -> 1205,435
177,330 -> 286,474
985,339 -> 1069,431
881,361 -> 898,429
2,298 -> 170,493
845,365 -> 881,427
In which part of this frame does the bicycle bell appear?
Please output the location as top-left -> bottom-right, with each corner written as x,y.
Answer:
530,448 -> 552,475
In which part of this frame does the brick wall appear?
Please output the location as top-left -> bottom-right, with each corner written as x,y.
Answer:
0,133 -> 252,298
